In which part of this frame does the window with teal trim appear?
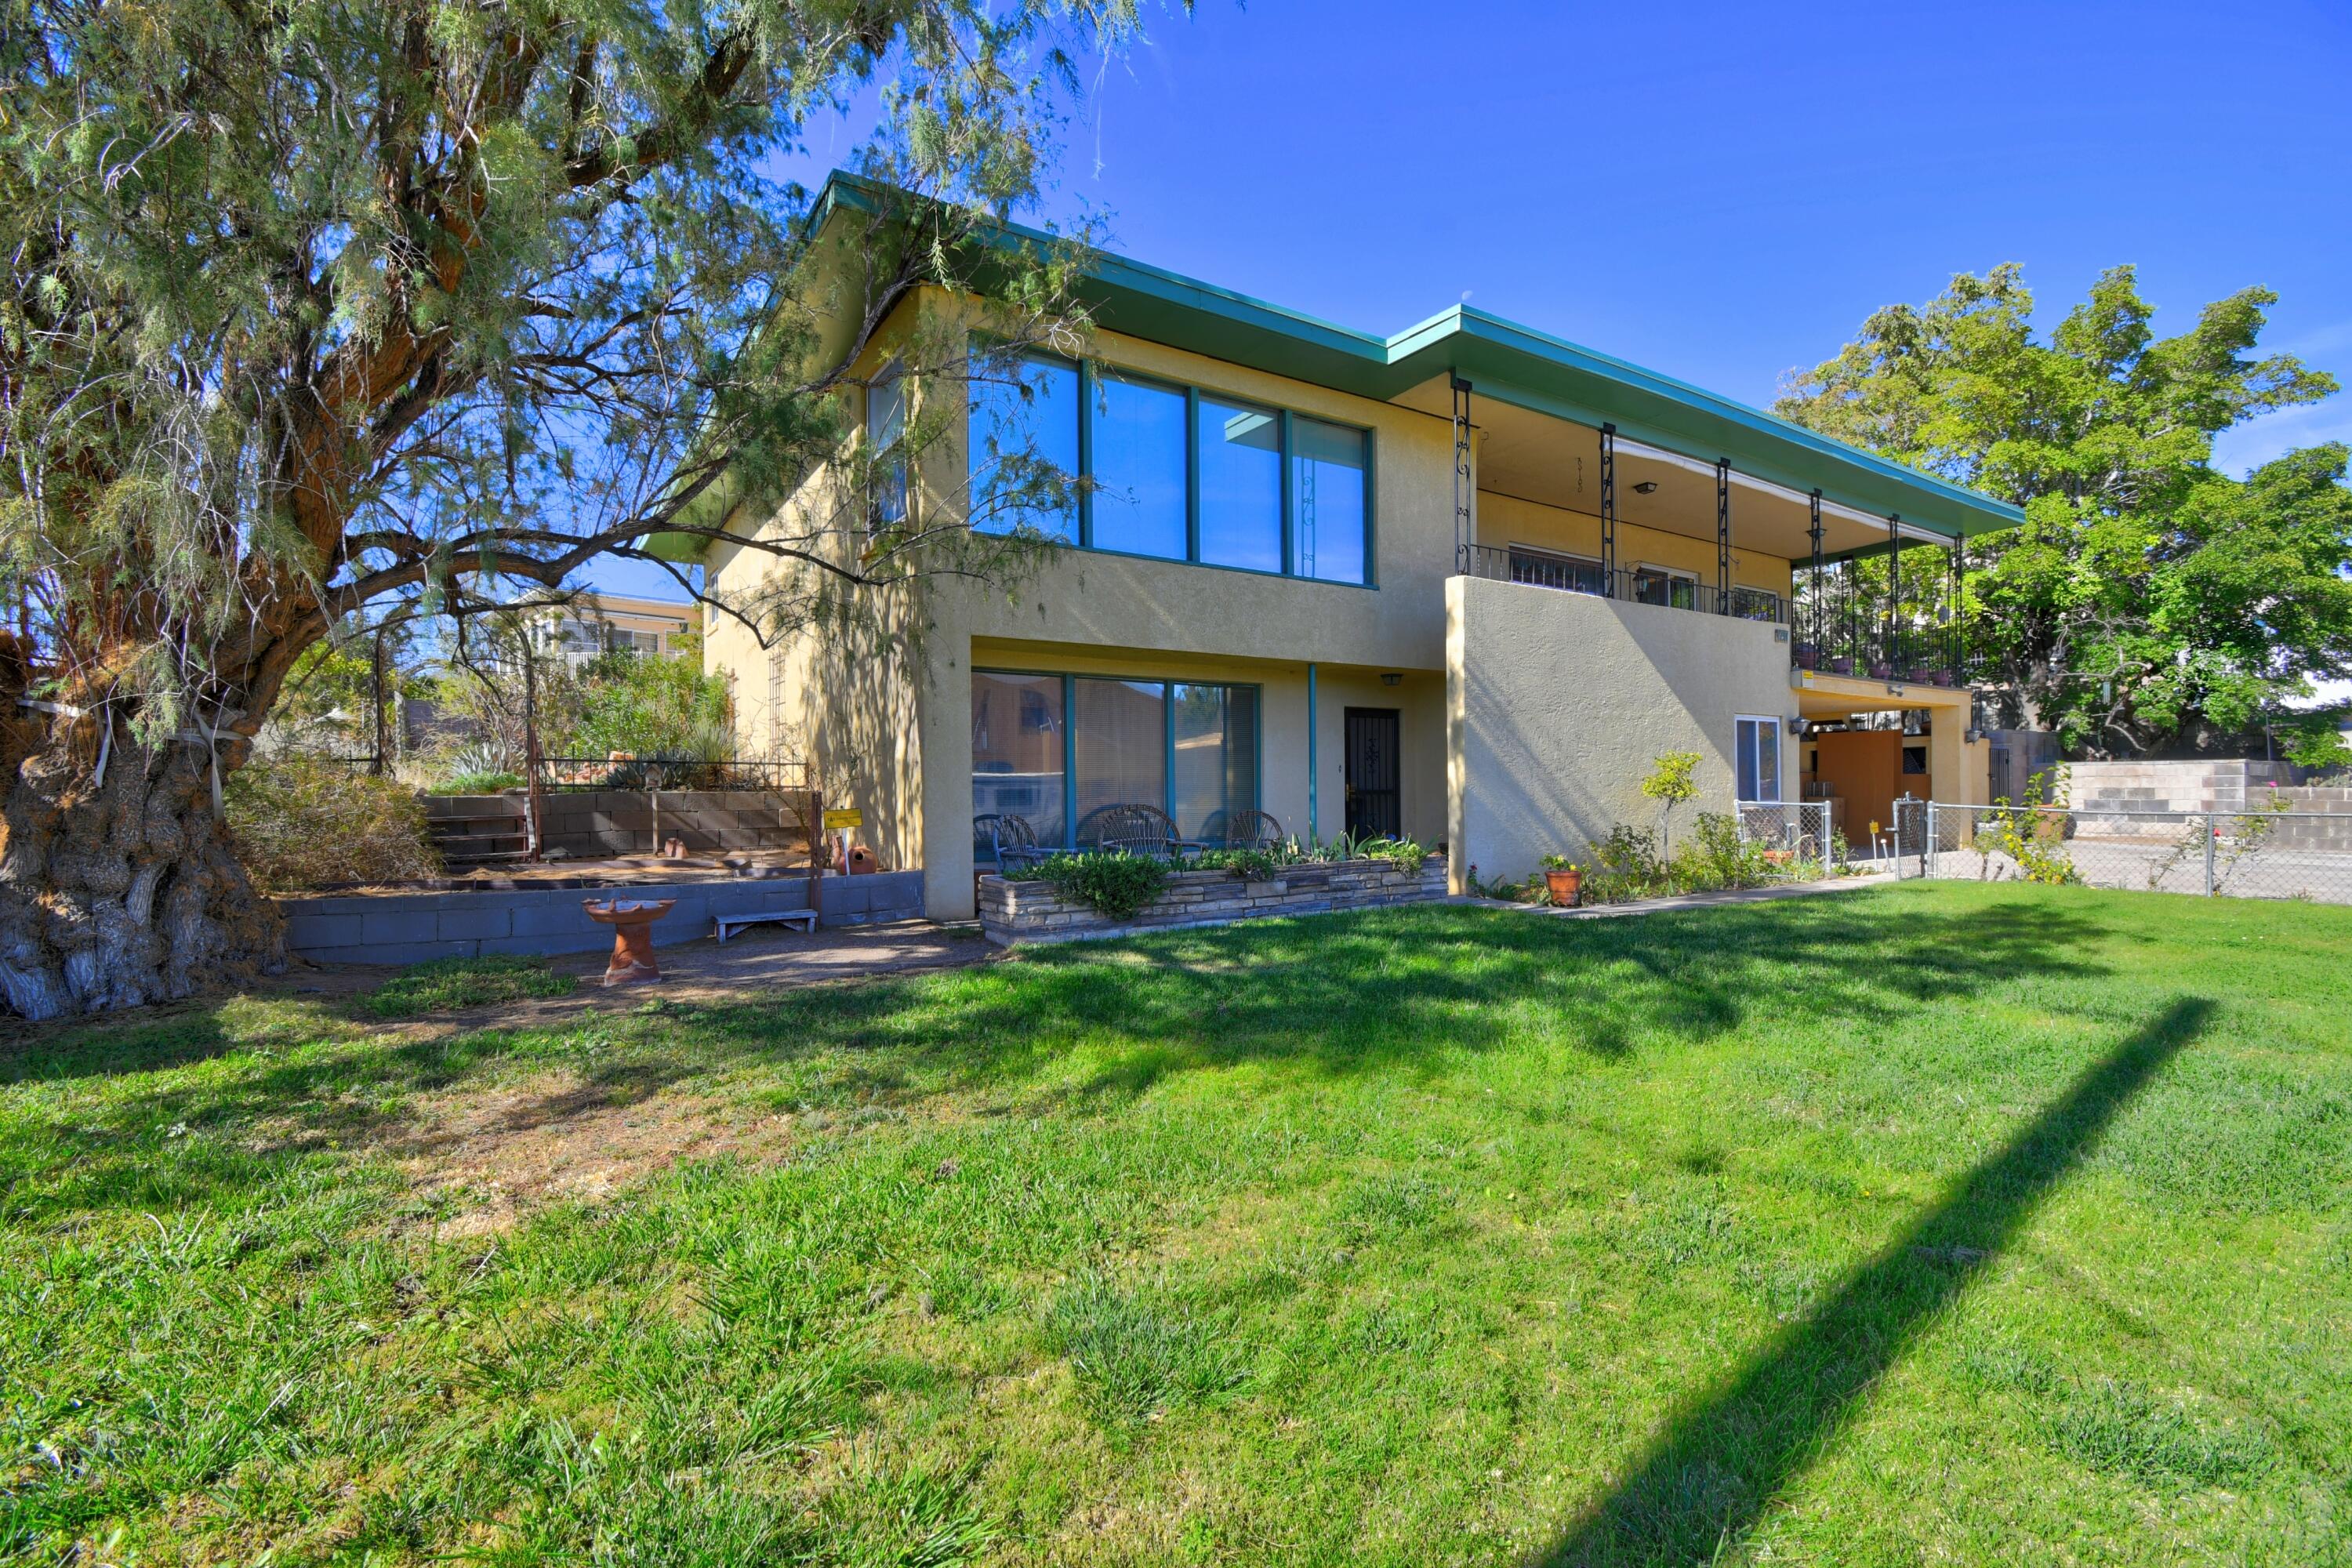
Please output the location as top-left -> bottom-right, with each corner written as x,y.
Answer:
1292,416 -> 1368,583
968,352 -> 1079,541
1172,683 -> 1259,840
974,670 -> 1262,851
1073,678 -> 1171,838
1196,396 -> 1282,572
867,367 -> 908,527
1090,375 -> 1188,559
960,341 -> 1374,584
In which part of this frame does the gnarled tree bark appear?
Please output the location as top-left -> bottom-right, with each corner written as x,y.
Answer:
0,660 -> 281,1022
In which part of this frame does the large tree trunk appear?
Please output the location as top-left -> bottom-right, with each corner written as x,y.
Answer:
0,708 -> 282,1022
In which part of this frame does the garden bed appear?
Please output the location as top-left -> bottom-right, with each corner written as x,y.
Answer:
978,853 -> 1447,945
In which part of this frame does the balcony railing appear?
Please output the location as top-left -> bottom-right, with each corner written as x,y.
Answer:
1459,543 -> 1785,622
1459,542 -> 1972,688
1790,562 -> 1965,688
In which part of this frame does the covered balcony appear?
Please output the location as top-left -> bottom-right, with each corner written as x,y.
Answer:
1401,372 -> 1978,690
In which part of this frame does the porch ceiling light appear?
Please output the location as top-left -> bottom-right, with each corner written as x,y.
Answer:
1381,672 -> 1403,687
1631,481 -> 1660,495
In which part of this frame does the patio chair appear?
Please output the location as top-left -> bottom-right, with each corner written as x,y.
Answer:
1090,802 -> 1184,858
981,812 -> 1048,873
1218,808 -> 1283,851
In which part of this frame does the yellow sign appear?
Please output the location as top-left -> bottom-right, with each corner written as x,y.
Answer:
822,808 -> 864,830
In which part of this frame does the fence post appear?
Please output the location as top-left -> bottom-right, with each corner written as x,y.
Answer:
1926,800 -> 1938,880
2204,810 -> 2216,897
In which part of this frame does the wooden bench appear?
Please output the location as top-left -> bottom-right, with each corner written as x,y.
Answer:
713,907 -> 818,943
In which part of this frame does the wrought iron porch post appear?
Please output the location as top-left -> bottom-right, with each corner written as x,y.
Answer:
1807,490 -> 1824,656
1715,457 -> 1731,614
1948,539 -> 1962,679
1599,423 -> 1617,595
1450,376 -> 1473,572
1886,513 -> 1901,677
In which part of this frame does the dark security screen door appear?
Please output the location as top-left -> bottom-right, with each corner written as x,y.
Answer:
1344,707 -> 1401,840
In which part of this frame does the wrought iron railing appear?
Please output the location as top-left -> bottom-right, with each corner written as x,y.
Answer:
1457,543 -> 1785,623
532,756 -> 808,793
1790,561 -> 1966,687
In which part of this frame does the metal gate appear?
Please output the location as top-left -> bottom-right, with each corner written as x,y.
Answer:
1344,707 -> 1401,840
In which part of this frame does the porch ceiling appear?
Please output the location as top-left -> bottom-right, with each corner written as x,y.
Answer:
1795,672 -> 1974,717
1393,375 -> 1961,563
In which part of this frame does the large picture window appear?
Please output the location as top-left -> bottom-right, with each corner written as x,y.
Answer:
968,352 -> 1079,541
971,673 -> 1066,847
1735,715 -> 1783,802
1291,416 -> 1369,583
973,670 -> 1261,850
964,341 -> 1373,584
1091,375 -> 1189,559
1196,396 -> 1283,572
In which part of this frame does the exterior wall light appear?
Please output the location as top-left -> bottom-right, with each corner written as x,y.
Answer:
1632,481 -> 1660,495
1381,672 -> 1403,687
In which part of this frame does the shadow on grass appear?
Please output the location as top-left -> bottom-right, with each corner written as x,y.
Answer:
0,891 -> 2119,1227
1532,994 -> 2215,1568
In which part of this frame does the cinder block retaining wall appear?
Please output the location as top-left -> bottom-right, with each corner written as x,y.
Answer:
2064,760 -> 2296,815
980,856 -> 1448,946
426,791 -> 807,859
2063,762 -> 2352,848
281,869 -> 923,967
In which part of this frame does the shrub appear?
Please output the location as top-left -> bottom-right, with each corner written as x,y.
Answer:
227,754 -> 442,892
438,769 -> 523,794
1014,851 -> 1170,920
1192,847 -> 1281,882
1673,811 -> 1777,893
1583,824 -> 1671,904
1365,837 -> 1429,874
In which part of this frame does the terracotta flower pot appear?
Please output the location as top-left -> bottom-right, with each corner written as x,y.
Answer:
1544,868 -> 1582,907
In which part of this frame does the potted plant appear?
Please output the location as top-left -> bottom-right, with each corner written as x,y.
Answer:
1541,855 -> 1583,907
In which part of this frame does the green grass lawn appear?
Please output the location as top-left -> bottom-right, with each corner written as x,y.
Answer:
3,882 -> 2348,1565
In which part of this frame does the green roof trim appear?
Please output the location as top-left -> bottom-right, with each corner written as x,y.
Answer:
645,172 -> 2022,561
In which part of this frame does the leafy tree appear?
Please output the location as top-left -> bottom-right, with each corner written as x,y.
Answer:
562,645 -> 735,761
0,0 -> 1131,1015
1777,264 -> 2351,762
1641,750 -> 1702,858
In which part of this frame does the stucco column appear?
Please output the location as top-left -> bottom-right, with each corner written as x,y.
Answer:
1926,696 -> 1984,807
918,648 -> 973,920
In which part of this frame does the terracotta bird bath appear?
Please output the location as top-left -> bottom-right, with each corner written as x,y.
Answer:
583,897 -> 676,985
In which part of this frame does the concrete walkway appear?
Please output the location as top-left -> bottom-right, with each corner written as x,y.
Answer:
1456,871 -> 1897,921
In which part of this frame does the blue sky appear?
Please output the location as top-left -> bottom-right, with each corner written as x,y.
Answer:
594,0 -> 2352,603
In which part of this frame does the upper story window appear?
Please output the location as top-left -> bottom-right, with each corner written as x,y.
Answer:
969,353 -> 1079,540
968,345 -> 1373,585
867,366 -> 908,527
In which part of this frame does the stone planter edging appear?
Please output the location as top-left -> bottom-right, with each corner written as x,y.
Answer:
978,855 -> 1448,946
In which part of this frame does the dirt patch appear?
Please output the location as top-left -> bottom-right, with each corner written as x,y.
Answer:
383,1071 -> 797,1238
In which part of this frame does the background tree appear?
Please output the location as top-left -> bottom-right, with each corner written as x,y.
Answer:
0,0 -> 1127,1016
1777,264 -> 2352,762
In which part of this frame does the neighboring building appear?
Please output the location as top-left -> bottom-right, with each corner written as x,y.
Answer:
492,592 -> 699,669
651,174 -> 2020,921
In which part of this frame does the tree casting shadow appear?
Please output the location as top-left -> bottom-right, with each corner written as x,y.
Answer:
1531,994 -> 2216,1567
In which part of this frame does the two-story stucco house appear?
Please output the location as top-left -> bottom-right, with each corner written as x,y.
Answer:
655,174 -> 2021,921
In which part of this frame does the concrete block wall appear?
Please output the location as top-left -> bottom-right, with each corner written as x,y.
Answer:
280,869 -> 924,967
979,856 -> 1448,946
2065,760 -> 2295,815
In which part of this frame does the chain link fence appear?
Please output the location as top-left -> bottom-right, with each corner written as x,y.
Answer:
1735,801 -> 1837,869
1895,800 -> 2352,905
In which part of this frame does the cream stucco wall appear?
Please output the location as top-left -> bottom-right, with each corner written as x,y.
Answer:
1446,574 -> 1797,889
